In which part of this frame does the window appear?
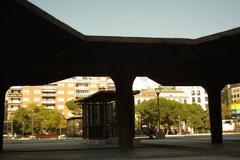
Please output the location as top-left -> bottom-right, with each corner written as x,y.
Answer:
191,90 -> 195,95
58,90 -> 64,94
23,90 -> 30,94
77,83 -> 88,87
58,83 -> 64,87
76,90 -> 88,94
23,97 -> 29,102
90,84 -> 97,88
34,98 -> 40,102
197,90 -> 200,95
34,90 -> 41,94
11,98 -> 20,101
58,105 -> 64,109
184,99 -> 187,103
68,83 -> 74,87
197,97 -> 201,103
68,90 -> 74,95
58,98 -> 64,102
192,97 -> 195,103
205,97 -> 208,101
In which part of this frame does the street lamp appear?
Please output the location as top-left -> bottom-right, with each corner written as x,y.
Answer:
32,108 -> 34,136
155,86 -> 165,139
154,87 -> 161,134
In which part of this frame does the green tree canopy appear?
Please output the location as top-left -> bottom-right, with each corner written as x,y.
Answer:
10,104 -> 66,136
136,98 -> 209,134
65,98 -> 82,115
182,103 -> 207,131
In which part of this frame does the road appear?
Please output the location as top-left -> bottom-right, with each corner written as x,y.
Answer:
1,134 -> 240,160
3,134 -> 240,152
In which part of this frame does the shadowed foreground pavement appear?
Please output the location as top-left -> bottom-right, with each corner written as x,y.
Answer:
1,134 -> 240,159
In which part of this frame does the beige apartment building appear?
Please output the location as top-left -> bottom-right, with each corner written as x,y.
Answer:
6,77 -> 115,120
134,86 -> 208,110
134,88 -> 188,105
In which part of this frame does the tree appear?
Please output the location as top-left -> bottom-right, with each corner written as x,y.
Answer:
159,98 -> 183,134
66,99 -> 82,115
136,98 -> 184,134
221,85 -> 232,119
136,98 -> 209,134
10,107 -> 32,136
182,103 -> 208,133
10,104 -> 66,136
221,103 -> 232,119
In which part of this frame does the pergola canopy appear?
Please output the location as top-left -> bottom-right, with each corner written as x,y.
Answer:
2,0 -> 240,87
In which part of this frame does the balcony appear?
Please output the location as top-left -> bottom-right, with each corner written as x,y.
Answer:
76,79 -> 89,83
76,86 -> 89,90
7,93 -> 22,97
10,86 -> 22,90
44,106 -> 55,110
8,107 -> 19,112
9,100 -> 21,104
42,93 -> 56,97
42,100 -> 56,104
76,93 -> 91,98
42,85 -> 57,92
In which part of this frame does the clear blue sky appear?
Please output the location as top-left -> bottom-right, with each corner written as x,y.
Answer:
30,0 -> 240,38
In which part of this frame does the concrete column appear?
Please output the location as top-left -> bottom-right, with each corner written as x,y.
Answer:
0,84 -> 9,151
205,83 -> 223,144
114,76 -> 135,151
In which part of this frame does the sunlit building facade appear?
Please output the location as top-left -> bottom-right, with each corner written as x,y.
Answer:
134,86 -> 208,110
5,77 -> 115,120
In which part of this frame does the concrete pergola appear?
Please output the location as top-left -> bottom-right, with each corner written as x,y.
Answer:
2,0 -> 240,151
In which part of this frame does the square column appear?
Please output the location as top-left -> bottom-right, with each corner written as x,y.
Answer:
114,76 -> 135,151
0,86 -> 9,152
205,84 -> 223,144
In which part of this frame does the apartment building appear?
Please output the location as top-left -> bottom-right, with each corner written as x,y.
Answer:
175,86 -> 208,110
134,88 -> 188,105
230,85 -> 240,104
134,86 -> 208,110
5,77 -> 115,120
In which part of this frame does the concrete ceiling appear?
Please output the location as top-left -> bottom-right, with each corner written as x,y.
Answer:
2,0 -> 240,87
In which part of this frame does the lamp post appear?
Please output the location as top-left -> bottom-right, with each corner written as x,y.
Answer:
155,86 -> 165,139
154,87 -> 161,134
32,108 -> 34,136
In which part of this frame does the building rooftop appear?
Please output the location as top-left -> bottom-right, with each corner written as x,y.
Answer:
77,90 -> 140,103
